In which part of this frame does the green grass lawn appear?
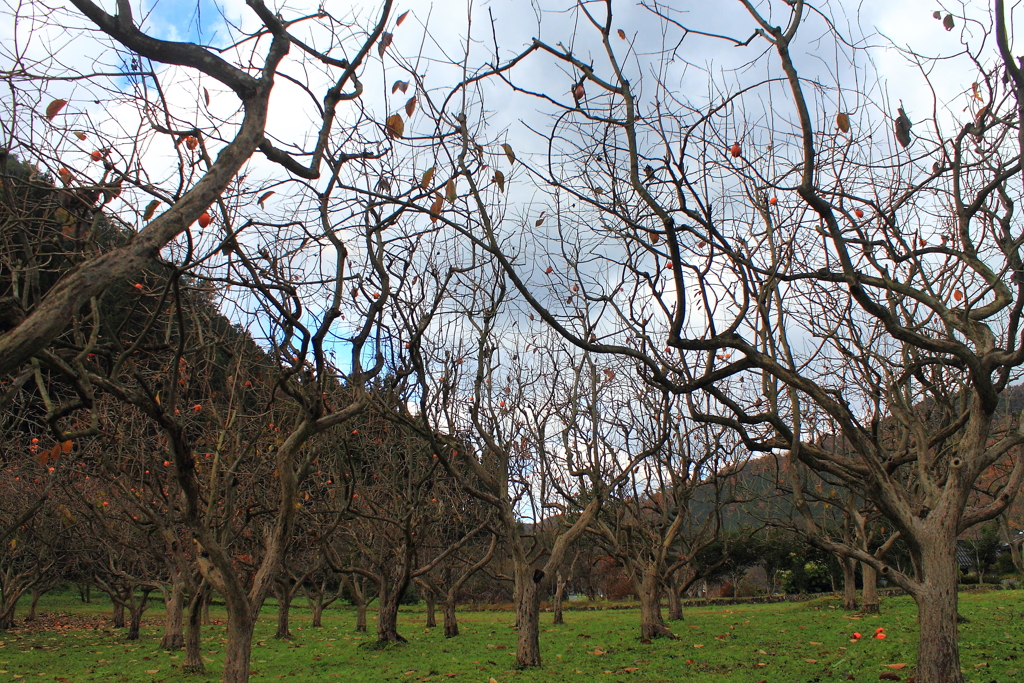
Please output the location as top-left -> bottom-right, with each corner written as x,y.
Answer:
1,589 -> 1021,682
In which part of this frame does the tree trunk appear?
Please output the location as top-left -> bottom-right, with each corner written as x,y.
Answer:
514,568 -> 543,668
274,581 -> 292,639
552,571 -> 565,625
160,579 -> 186,650
376,588 -> 406,644
310,593 -> 324,628
355,601 -> 367,632
183,585 -> 207,674
637,565 -> 674,640
841,557 -> 858,610
999,514 -> 1024,574
442,596 -> 459,638
126,589 -> 151,641
26,586 -> 44,622
861,562 -> 879,613
221,610 -> 255,683
911,537 -> 965,683
201,589 -> 211,625
666,574 -> 683,621
112,597 -> 126,628
424,589 -> 436,628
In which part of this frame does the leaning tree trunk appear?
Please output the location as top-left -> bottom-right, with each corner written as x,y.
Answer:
442,595 -> 459,638
841,557 -> 858,610
126,589 -> 151,641
160,579 -> 186,649
552,571 -> 566,625
910,535 -> 965,683
637,565 -> 674,640
514,566 -> 544,668
376,586 -> 407,644
861,562 -> 880,613
183,585 -> 208,674
274,582 -> 292,639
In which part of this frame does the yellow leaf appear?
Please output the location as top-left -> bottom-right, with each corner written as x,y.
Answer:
74,131 -> 87,141
143,200 -> 160,221
386,114 -> 405,139
501,143 -> 516,165
45,98 -> 67,121
836,112 -> 851,133
420,166 -> 435,190
446,179 -> 457,203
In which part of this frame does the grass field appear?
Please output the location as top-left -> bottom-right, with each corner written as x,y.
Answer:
0,589 -> 1021,682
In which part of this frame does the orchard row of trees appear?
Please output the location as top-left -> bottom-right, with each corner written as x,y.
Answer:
4,1 -> 1024,683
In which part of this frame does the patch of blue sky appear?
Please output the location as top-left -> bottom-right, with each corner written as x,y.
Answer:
139,0 -> 239,47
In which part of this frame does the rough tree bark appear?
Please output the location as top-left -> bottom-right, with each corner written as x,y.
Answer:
160,578 -> 186,649
182,584 -> 208,674
375,585 -> 406,644
513,567 -> 544,667
637,565 -> 674,640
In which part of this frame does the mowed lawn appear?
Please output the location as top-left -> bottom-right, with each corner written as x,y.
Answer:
1,590 -> 1022,683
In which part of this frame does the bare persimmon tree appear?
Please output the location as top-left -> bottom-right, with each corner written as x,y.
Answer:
422,1 -> 1024,680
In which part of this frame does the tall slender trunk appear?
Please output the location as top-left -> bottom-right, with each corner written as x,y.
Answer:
841,557 -> 858,610
552,571 -> 566,625
861,562 -> 879,613
160,579 -> 186,650
514,567 -> 543,668
442,595 -> 459,638
274,581 -> 292,639
637,564 -> 673,639
126,589 -> 151,641
911,534 -> 965,683
183,585 -> 207,673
